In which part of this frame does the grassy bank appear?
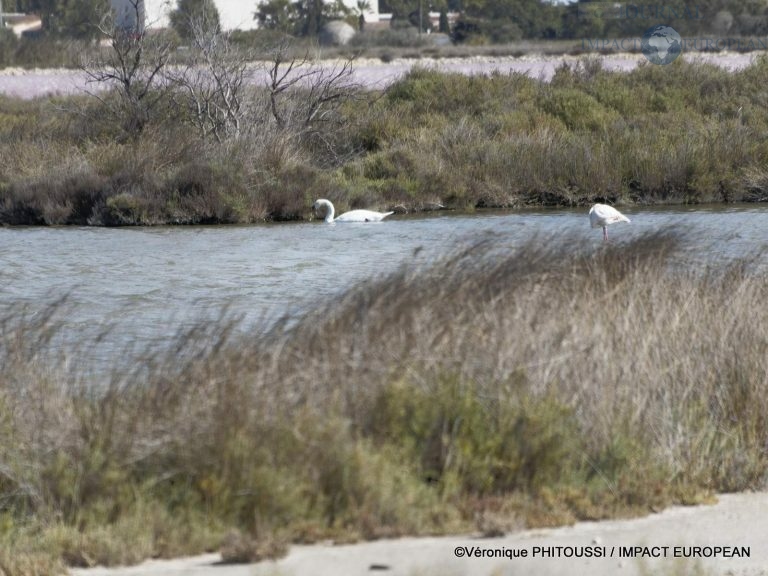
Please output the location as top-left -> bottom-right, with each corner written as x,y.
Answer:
1,233 -> 767,573
2,55 -> 768,226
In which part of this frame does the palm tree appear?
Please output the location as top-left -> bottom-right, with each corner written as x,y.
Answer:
354,0 -> 371,30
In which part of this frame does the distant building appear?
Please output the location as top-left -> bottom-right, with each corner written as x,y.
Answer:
110,0 -> 379,31
1,13 -> 43,37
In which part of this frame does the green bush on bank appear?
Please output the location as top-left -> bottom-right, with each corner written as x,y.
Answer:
3,57 -> 768,225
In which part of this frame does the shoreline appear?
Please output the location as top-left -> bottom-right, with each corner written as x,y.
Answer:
0,200 -> 766,229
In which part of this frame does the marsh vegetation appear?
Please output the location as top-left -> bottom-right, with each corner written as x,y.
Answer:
1,232 -> 767,573
2,47 -> 768,225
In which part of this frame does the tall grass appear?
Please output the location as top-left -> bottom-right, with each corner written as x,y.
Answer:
1,232 -> 766,572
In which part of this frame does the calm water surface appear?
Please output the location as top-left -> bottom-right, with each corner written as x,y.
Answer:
0,205 -> 766,369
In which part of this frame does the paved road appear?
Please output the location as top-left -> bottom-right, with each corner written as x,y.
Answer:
71,492 -> 768,576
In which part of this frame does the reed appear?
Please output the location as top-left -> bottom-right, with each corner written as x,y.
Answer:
1,232 -> 766,570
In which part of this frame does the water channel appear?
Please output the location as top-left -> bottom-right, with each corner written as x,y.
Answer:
0,204 -> 765,372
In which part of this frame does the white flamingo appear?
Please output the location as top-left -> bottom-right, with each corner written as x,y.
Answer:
313,199 -> 394,223
589,203 -> 630,241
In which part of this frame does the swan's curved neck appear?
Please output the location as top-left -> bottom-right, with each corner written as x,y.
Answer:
322,201 -> 335,223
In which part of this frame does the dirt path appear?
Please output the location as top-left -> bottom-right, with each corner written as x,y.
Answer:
71,491 -> 768,576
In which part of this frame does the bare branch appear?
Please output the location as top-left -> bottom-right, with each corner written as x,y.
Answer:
80,0 -> 174,138
168,14 -> 254,142
265,39 -> 362,145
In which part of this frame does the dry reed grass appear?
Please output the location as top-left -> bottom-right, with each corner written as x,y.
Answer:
0,232 -> 766,571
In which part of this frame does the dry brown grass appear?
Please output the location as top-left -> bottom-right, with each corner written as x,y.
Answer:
256,231 -> 768,490
0,232 -> 766,571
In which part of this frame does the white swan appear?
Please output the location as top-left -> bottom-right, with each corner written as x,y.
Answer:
313,199 -> 394,223
589,203 -> 630,241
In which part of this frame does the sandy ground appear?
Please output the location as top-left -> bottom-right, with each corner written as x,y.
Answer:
70,491 -> 768,576
0,52 -> 762,99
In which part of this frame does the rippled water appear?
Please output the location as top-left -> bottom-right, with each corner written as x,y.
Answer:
0,204 -> 766,369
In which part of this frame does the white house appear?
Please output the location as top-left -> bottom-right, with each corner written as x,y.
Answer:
111,0 -> 379,32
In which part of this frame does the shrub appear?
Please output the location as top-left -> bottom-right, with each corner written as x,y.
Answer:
540,88 -> 619,131
3,171 -> 108,225
4,58 -> 768,224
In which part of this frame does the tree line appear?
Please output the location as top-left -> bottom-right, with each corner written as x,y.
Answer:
6,0 -> 222,41
5,0 -> 768,44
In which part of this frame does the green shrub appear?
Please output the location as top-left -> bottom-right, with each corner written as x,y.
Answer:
541,88 -> 619,131
4,58 -> 768,224
370,375 -> 593,496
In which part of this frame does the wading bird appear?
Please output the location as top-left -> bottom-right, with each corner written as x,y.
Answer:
313,199 -> 394,223
589,203 -> 630,241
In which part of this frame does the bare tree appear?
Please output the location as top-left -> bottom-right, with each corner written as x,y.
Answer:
169,15 -> 253,143
266,40 -> 362,161
171,33 -> 362,155
80,0 -> 174,138
80,7 -> 361,160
